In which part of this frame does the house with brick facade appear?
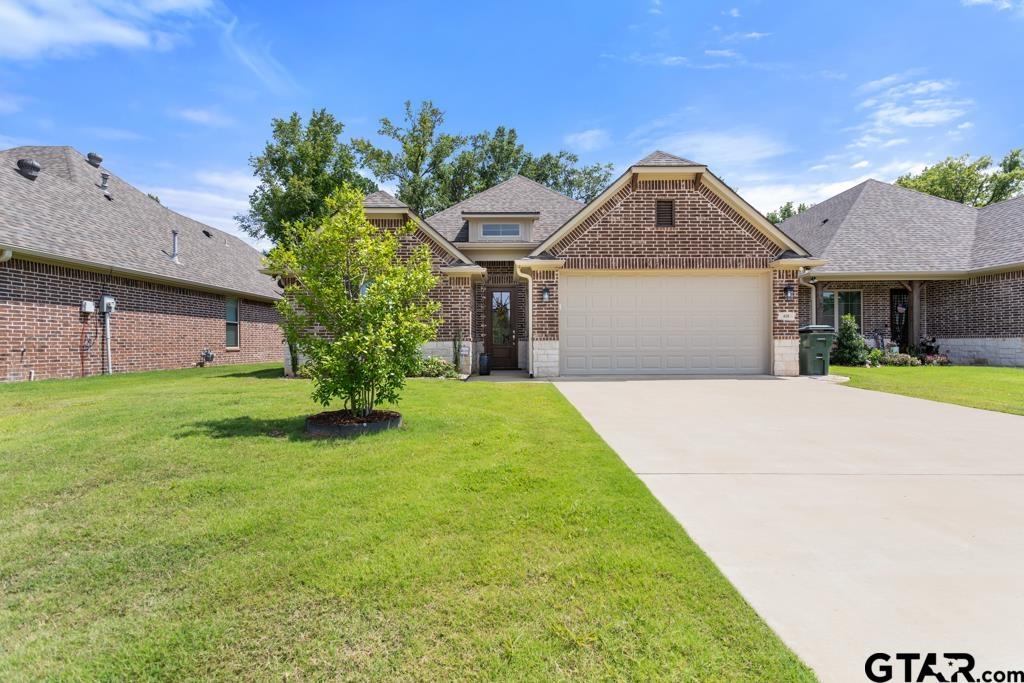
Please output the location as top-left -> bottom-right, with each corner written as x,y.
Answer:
358,151 -> 822,378
0,146 -> 283,382
779,180 -> 1024,366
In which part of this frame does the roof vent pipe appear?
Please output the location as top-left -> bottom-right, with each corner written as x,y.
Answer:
170,230 -> 179,262
99,172 -> 110,190
87,152 -> 103,167
17,158 -> 40,180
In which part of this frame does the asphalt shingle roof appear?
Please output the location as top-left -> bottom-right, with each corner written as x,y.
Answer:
634,150 -> 702,167
363,190 -> 407,208
426,175 -> 583,242
0,146 -> 279,300
777,179 -> 1023,274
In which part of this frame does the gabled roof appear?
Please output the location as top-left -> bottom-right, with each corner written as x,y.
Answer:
531,152 -> 809,257
634,150 -> 702,166
777,179 -> 1024,275
426,175 -> 583,242
363,190 -> 407,208
0,146 -> 280,300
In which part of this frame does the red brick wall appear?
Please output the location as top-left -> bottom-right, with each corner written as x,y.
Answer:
370,217 -> 472,343
1,258 -> 282,382
531,269 -> 559,341
926,270 -> 1024,337
550,179 -> 781,269
773,270 -> 800,339
798,280 -> 910,335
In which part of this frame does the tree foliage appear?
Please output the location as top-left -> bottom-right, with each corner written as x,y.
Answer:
765,201 -> 810,225
238,109 -> 376,244
265,186 -> 439,416
895,149 -> 1024,207
831,313 -> 869,366
353,101 -> 613,216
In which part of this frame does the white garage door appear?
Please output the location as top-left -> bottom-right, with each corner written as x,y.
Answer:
560,272 -> 770,375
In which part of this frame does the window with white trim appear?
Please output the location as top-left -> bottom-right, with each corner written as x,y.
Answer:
481,223 -> 521,238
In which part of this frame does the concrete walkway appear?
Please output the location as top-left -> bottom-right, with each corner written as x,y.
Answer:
555,376 -> 1024,682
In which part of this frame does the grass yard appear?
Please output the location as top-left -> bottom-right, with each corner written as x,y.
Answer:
836,365 -> 1024,416
0,363 -> 812,681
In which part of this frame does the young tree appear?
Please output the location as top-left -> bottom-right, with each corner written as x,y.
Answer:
353,101 -> 614,215
265,186 -> 439,417
765,201 -> 810,224
895,149 -> 1024,207
238,109 -> 376,244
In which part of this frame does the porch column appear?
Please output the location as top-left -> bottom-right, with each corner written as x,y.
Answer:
771,269 -> 800,376
909,280 -> 922,350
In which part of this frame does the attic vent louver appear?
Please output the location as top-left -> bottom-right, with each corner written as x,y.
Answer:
17,158 -> 40,180
87,152 -> 103,168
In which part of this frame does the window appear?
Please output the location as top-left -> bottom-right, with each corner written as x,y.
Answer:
226,297 -> 239,348
481,223 -> 521,238
820,290 -> 862,330
655,200 -> 675,227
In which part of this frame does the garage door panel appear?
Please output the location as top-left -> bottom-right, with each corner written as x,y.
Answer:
560,273 -> 769,375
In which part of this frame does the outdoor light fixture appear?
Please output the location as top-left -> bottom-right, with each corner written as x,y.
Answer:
783,284 -> 795,301
541,286 -> 551,302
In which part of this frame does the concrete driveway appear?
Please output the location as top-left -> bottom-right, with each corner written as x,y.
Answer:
555,376 -> 1024,682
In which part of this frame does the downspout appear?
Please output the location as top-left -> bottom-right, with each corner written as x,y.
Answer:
798,269 -> 816,325
514,262 -> 534,377
0,248 -> 12,263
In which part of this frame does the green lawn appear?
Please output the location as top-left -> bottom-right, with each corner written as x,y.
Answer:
836,365 -> 1024,415
0,364 -> 812,681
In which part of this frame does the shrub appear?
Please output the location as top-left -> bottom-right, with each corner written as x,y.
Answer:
880,353 -> 922,367
921,353 -> 951,366
831,314 -> 869,366
867,348 -> 884,367
411,356 -> 459,378
266,186 -> 440,416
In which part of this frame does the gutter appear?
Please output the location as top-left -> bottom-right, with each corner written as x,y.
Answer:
0,248 -> 12,263
514,261 -> 534,377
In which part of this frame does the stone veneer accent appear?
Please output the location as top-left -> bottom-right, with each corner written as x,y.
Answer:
2,258 -> 282,382
937,337 -> 1024,366
772,339 -> 800,377
531,340 -> 560,377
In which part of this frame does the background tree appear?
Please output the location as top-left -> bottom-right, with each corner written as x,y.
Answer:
765,201 -> 810,224
238,109 -> 375,244
895,149 -> 1024,206
354,101 -> 613,216
265,186 -> 439,417
352,101 -> 465,217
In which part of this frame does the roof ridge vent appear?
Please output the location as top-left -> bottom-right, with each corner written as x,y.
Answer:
87,152 -> 103,168
17,158 -> 40,180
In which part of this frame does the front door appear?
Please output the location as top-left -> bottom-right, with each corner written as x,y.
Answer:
486,289 -> 518,369
890,289 -> 909,350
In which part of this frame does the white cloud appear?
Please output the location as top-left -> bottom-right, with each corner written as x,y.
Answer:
195,170 -> 258,194
875,159 -> 929,177
961,0 -> 1019,9
724,31 -> 771,40
220,18 -> 297,95
726,7 -> 741,17
851,160 -> 870,169
563,128 -> 611,152
881,138 -> 909,148
740,176 -> 872,214
649,0 -> 662,14
641,130 -> 789,169
0,92 -> 26,114
958,121 -> 975,129
808,164 -> 830,172
705,49 -> 738,58
849,75 -> 971,152
174,108 -> 234,127
0,0 -> 211,60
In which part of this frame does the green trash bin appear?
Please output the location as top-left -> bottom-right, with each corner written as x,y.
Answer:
799,325 -> 835,376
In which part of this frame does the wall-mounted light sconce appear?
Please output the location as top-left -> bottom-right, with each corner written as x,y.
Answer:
783,284 -> 795,302
541,286 -> 551,302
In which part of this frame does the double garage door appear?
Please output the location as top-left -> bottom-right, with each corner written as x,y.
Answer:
560,272 -> 770,375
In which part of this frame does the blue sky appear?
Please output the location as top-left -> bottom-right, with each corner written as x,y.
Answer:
2,0 -> 1022,247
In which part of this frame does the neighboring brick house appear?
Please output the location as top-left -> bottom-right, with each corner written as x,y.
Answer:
355,151 -> 821,377
0,146 -> 283,382
779,180 -> 1024,366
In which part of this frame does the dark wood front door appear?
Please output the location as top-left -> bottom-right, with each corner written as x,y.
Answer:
486,288 -> 518,369
890,288 -> 910,350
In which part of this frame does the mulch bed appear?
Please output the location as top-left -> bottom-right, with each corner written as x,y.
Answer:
307,410 -> 401,426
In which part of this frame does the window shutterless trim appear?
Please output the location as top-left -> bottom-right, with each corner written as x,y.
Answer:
226,297 -> 240,348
